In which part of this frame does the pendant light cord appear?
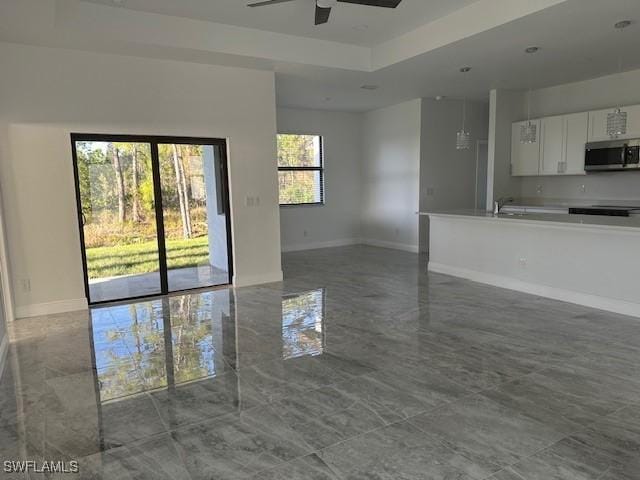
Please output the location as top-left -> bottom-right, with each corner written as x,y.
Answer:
527,51 -> 533,124
617,26 -> 624,109
462,98 -> 466,131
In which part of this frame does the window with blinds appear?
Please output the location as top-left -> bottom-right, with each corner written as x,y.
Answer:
277,134 -> 324,206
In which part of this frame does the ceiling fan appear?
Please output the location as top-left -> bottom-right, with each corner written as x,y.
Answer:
248,0 -> 403,26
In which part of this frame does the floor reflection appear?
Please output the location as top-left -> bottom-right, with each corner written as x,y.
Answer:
0,286 -> 335,459
91,287 -> 327,403
282,289 -> 325,360
92,289 -> 233,402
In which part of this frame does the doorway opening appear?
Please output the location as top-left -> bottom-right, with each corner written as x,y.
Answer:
71,134 -> 233,305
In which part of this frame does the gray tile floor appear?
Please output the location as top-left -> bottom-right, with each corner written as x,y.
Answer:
1,245 -> 640,479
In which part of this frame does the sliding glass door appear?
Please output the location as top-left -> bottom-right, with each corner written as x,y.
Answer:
158,142 -> 230,291
72,135 -> 232,304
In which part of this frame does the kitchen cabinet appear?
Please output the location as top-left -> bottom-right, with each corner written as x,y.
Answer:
588,104 -> 640,142
588,109 -> 610,142
563,112 -> 588,175
512,113 -> 587,176
540,115 -> 564,175
511,103 -> 640,176
511,120 -> 541,176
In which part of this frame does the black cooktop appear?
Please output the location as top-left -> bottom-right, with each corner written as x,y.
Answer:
569,206 -> 640,217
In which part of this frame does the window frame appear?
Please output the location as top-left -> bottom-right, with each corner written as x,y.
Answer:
277,133 -> 325,207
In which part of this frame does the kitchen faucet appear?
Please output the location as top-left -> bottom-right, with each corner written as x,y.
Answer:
493,197 -> 514,215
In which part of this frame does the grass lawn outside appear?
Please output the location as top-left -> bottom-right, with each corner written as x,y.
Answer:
86,236 -> 210,279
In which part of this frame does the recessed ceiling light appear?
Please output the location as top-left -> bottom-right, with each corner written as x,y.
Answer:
615,20 -> 632,29
360,85 -> 379,90
525,46 -> 540,54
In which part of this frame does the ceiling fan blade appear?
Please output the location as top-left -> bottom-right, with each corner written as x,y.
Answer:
337,0 -> 402,7
248,0 -> 296,7
315,5 -> 332,25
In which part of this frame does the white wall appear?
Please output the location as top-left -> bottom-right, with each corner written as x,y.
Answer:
520,172 -> 640,203
203,146 -> 229,270
0,185 -> 10,378
0,274 -> 7,379
0,42 -> 282,317
420,99 -> 490,211
488,89 -> 526,206
419,98 -> 489,251
276,108 -> 362,251
361,100 -> 422,252
526,68 -> 640,119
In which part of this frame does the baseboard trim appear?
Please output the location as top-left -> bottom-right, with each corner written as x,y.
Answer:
15,298 -> 88,319
429,262 -> 640,318
360,238 -> 419,253
282,238 -> 360,253
0,334 -> 10,381
233,270 -> 284,288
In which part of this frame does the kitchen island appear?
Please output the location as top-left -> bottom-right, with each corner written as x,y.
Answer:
421,210 -> 640,318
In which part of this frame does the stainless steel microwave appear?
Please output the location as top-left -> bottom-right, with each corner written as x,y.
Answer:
585,139 -> 640,171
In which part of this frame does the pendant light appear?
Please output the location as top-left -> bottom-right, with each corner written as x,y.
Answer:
607,20 -> 632,138
520,46 -> 539,144
456,67 -> 471,150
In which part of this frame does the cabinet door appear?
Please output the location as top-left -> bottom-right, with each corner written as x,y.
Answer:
511,120 -> 541,176
589,105 -> 640,142
588,109 -> 610,142
540,115 -> 564,175
564,112 -> 588,175
624,104 -> 640,138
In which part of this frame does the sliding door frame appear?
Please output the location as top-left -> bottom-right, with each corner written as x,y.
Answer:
70,133 -> 234,306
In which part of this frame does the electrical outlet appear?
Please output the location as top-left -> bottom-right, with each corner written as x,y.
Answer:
579,184 -> 587,194
426,187 -> 435,196
536,185 -> 543,195
518,257 -> 527,268
21,278 -> 31,292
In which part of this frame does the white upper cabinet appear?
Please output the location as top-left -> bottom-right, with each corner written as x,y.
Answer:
563,112 -> 588,175
512,103 -> 640,176
511,120 -> 540,176
588,104 -> 640,142
588,109 -> 611,142
511,112 -> 588,177
540,115 -> 564,175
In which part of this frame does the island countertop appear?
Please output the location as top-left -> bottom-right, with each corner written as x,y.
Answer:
419,209 -> 640,231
